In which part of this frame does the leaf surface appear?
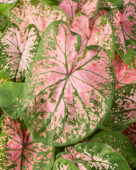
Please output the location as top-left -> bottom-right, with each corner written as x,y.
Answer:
0,23 -> 40,81
0,82 -> 24,119
0,116 -> 54,170
90,130 -> 136,168
23,21 -> 114,146
111,2 -> 136,65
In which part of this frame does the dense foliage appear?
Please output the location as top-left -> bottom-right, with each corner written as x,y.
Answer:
0,0 -> 136,169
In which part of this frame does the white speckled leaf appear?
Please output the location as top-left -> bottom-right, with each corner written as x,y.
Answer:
0,23 -> 40,81
110,2 -> 136,65
53,158 -> 78,170
10,0 -> 69,34
23,20 -> 114,146
0,82 -> 24,119
0,116 -> 54,170
104,83 -> 136,128
90,131 -> 136,168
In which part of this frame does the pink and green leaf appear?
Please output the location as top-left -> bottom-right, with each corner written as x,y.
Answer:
10,0 -> 69,34
111,2 -> 136,65
0,82 -> 24,119
103,83 -> 136,128
0,116 -> 54,169
0,23 -> 40,81
23,21 -> 114,146
90,130 -> 136,168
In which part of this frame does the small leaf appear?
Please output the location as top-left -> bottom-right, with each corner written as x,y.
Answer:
0,23 -> 40,81
0,116 -> 54,169
103,83 -> 136,130
90,130 -> 136,168
53,158 -> 78,170
23,20 -> 115,146
0,82 -> 24,119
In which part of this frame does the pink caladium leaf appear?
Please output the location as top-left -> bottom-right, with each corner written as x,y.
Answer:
59,0 -> 78,23
55,143 -> 131,169
22,21 -> 114,146
0,116 -> 54,169
88,16 -> 115,60
123,0 -> 136,6
103,83 -> 136,129
10,0 -> 69,34
110,2 -> 136,65
113,53 -> 136,89
0,23 -> 40,81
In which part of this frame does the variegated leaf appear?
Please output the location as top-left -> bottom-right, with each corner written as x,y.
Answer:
113,53 -> 136,89
0,23 -> 40,81
74,143 -> 131,170
10,0 -> 69,34
103,83 -> 136,128
123,0 -> 136,6
23,21 -> 114,146
59,0 -> 78,23
88,16 -> 115,60
90,130 -> 136,168
0,116 -> 54,170
111,2 -> 136,65
53,158 -> 78,170
0,82 -> 24,119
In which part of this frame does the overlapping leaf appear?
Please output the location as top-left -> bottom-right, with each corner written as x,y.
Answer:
0,116 -> 54,169
111,2 -> 136,65
0,82 -> 24,119
23,20 -> 114,146
10,0 -> 69,34
90,130 -> 136,168
56,143 -> 131,169
104,83 -> 136,128
0,23 -> 40,81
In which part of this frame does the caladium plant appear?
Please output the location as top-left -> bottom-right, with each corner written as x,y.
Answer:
0,0 -> 136,169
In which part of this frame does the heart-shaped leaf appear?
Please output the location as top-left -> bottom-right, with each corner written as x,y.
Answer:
56,143 -> 131,169
90,130 -> 136,168
103,83 -> 136,128
0,82 -> 24,119
0,23 -> 40,81
53,158 -> 78,170
22,20 -> 114,146
59,0 -> 78,23
0,116 -> 54,169
111,2 -> 136,65
10,0 -> 69,34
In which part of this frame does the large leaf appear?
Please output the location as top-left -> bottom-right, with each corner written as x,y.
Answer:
103,83 -> 136,129
0,116 -> 54,169
59,0 -> 78,23
56,143 -> 131,169
0,23 -> 40,81
111,2 -> 136,65
0,82 -> 24,119
90,130 -> 136,168
88,16 -> 115,59
23,20 -> 115,146
113,53 -> 136,89
53,158 -> 78,170
10,0 -> 69,34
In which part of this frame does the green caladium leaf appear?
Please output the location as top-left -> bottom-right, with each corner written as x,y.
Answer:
10,0 -> 69,34
0,23 -> 40,81
74,143 -> 131,170
90,130 -> 136,168
0,82 -> 24,119
22,20 -> 115,146
53,158 -> 78,170
103,83 -> 136,129
0,116 -> 54,169
110,2 -> 136,65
